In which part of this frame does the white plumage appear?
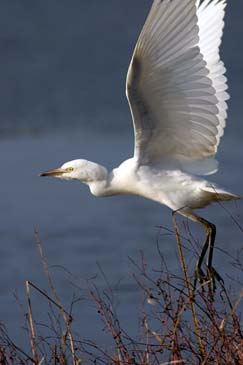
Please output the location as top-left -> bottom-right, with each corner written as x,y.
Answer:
126,0 -> 228,175
41,0 -> 240,288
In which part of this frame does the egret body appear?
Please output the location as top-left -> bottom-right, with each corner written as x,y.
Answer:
41,0 -> 240,288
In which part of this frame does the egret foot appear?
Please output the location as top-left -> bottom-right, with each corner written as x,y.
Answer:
193,266 -> 207,291
193,266 -> 224,299
206,266 -> 224,294
207,267 -> 224,283
193,265 -> 224,293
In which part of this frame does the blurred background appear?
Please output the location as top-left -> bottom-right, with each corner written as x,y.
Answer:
0,0 -> 242,349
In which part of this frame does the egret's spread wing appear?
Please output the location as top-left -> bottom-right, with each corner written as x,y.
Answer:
126,0 -> 228,175
196,0 -> 228,149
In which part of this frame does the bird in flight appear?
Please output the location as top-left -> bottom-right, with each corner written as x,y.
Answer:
41,0 -> 240,289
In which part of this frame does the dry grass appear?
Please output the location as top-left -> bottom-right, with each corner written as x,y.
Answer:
0,220 -> 242,364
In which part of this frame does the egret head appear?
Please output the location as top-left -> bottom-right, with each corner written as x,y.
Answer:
40,159 -> 108,184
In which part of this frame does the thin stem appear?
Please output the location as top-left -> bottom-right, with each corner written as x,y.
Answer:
35,230 -> 77,365
26,281 -> 39,364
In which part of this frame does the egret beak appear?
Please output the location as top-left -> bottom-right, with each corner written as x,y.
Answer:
39,168 -> 68,177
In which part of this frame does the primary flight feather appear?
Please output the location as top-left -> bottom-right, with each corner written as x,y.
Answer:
41,0 -> 240,289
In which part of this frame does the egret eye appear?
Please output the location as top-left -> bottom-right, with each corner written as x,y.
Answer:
66,167 -> 74,172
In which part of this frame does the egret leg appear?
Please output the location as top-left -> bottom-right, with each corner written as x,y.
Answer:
206,222 -> 216,269
194,217 -> 213,290
180,210 -> 223,292
203,221 -> 224,287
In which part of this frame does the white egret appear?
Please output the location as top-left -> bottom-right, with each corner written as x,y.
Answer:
41,0 -> 240,287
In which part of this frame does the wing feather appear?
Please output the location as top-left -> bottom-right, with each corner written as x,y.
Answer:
197,0 -> 228,146
126,0 -> 228,175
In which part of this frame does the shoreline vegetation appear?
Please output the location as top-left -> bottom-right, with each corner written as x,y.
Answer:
0,220 -> 243,365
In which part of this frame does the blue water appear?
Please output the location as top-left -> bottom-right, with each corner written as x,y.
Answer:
0,0 -> 242,354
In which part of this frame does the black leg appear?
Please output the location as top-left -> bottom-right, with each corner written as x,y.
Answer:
206,222 -> 216,269
197,232 -> 210,270
194,234 -> 209,289
179,210 -> 223,292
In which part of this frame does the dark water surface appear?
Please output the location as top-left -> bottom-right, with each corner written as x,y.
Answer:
0,0 -> 242,351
